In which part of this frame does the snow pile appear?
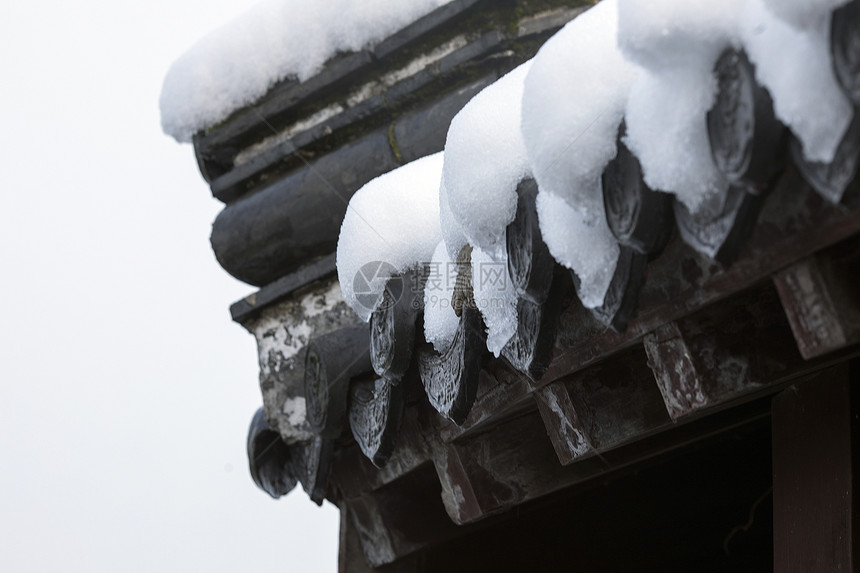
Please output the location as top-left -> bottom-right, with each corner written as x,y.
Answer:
521,0 -> 627,308
618,0 -> 744,211
440,62 -> 534,353
423,239 -> 519,358
442,62 -> 533,257
471,247 -> 518,356
423,241 -> 460,353
337,153 -> 444,322
160,0 -> 454,142
740,0 -> 852,162
438,180 -> 469,261
761,0 -> 849,30
522,0 -> 636,205
535,193 -> 618,308
618,0 -> 743,71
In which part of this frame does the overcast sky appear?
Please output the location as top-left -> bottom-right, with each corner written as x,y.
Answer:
0,1 -> 339,571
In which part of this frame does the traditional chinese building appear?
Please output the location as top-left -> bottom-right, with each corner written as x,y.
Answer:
163,1 -> 860,571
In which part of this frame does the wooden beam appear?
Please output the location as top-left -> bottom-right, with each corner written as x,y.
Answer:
643,322 -> 707,419
773,243 -> 860,360
431,411 -> 565,525
643,284 -> 804,420
346,495 -> 399,568
432,442 -> 489,525
543,166 -> 860,388
534,346 -> 672,464
772,363 -> 858,572
338,504 -> 379,573
564,349 -> 670,450
345,462 -> 461,569
433,393 -> 772,527
428,175 -> 859,446
533,381 -> 592,465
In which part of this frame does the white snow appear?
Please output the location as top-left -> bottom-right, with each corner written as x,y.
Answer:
423,239 -> 520,358
740,0 -> 852,163
623,67 -> 729,211
520,0 -> 625,307
522,0 -> 636,207
536,192 -> 619,309
439,61 -> 531,350
762,0 -> 849,30
423,241 -> 460,353
210,0 -> 857,341
471,247 -> 518,357
617,0 -> 744,71
440,62 -> 537,354
618,0 -> 744,211
442,62 -> 533,257
337,153 -> 444,322
439,179 -> 469,261
160,0 -> 454,142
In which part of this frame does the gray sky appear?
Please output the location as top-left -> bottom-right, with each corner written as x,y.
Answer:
0,1 -> 339,570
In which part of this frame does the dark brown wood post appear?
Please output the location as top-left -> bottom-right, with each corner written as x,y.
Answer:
772,362 -> 858,572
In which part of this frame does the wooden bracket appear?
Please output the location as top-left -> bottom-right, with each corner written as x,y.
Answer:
345,462 -> 461,569
773,245 -> 860,360
644,285 -> 804,420
533,381 -> 593,465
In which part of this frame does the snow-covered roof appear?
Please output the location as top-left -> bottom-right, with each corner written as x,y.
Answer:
159,0 -> 454,142
442,61 -> 532,257
336,153 -> 444,322
521,0 -> 628,307
222,1 -> 860,539
334,0 -> 855,356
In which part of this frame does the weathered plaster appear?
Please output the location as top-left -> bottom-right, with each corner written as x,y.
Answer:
242,277 -> 363,443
